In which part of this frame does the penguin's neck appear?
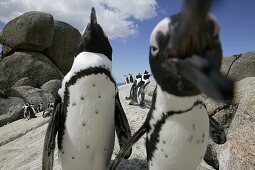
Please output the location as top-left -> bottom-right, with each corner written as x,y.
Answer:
156,85 -> 201,112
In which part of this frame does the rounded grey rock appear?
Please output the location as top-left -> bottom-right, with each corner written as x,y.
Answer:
0,51 -> 63,90
0,11 -> 54,54
45,20 -> 81,74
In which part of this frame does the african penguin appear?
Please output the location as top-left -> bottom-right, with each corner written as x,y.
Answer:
126,73 -> 142,105
37,102 -> 43,112
30,103 -> 37,114
42,7 -> 132,170
23,103 -> 30,119
137,70 -> 151,107
42,102 -> 54,118
23,103 -> 36,120
111,0 -> 233,169
129,74 -> 134,83
124,75 -> 129,84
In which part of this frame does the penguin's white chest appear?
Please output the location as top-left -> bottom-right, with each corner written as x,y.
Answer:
149,106 -> 209,170
60,74 -> 116,170
148,87 -> 209,170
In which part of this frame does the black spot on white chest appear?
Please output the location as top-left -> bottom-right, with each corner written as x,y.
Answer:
61,73 -> 116,153
146,101 -> 209,163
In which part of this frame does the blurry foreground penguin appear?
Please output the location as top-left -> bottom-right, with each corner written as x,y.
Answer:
42,7 -> 132,170
111,0 -> 233,169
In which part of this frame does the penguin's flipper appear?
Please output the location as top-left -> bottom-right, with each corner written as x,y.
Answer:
114,92 -> 132,159
110,125 -> 147,170
209,115 -> 226,144
42,96 -> 61,170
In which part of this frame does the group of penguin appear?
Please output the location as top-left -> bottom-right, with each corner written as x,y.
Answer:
125,70 -> 151,107
22,102 -> 54,120
124,74 -> 133,84
42,1 -> 234,169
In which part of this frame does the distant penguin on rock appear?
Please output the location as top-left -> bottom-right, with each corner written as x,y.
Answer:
37,102 -> 43,112
137,70 -> 151,107
129,74 -> 134,83
124,75 -> 129,84
125,73 -> 142,105
23,103 -> 36,120
42,102 -> 54,118
30,103 -> 37,114
111,0 -> 233,169
23,103 -> 30,119
42,7 -> 132,170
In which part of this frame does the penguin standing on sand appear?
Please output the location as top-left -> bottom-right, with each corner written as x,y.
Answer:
129,74 -> 134,83
124,75 -> 129,84
111,0 -> 233,169
43,8 -> 132,170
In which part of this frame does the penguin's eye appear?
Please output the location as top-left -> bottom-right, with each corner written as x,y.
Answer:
151,46 -> 159,56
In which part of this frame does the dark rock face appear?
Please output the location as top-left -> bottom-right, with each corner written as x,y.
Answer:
9,86 -> 55,108
0,97 -> 25,127
41,79 -> 61,98
1,45 -> 12,57
204,139 -> 220,170
0,51 -> 63,90
46,20 -> 81,74
0,11 -> 54,57
221,51 -> 255,81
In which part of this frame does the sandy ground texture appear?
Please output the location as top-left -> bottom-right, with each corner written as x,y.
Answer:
0,84 -> 214,170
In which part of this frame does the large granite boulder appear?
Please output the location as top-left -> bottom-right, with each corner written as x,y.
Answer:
1,45 -> 12,57
41,79 -> 61,98
145,80 -> 156,96
7,86 -> 55,110
204,77 -> 255,169
221,51 -> 255,81
0,97 -> 25,127
218,77 -> 255,169
0,11 -> 54,57
46,20 -> 81,74
0,51 -> 63,90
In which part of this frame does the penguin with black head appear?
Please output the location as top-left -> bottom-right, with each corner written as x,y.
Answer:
137,70 -> 152,107
111,0 -> 232,169
124,75 -> 129,84
129,74 -> 134,83
42,7 -> 132,170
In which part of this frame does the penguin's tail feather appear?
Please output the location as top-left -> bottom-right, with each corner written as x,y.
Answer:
110,125 -> 147,170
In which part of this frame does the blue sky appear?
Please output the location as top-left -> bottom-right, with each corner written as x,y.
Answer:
0,0 -> 255,83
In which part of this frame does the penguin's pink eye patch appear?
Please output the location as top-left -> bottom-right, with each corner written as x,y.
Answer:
150,17 -> 171,51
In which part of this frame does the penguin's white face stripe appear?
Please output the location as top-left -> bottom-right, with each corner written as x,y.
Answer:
150,17 -> 171,51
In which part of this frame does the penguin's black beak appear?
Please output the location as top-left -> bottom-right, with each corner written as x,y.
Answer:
168,55 -> 233,101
